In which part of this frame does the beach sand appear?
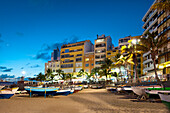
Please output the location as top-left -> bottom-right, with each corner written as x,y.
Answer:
0,89 -> 169,113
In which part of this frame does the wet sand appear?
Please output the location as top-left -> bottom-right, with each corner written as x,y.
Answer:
0,89 -> 169,113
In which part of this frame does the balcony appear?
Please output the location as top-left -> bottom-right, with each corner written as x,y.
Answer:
61,43 -> 84,48
158,26 -> 170,37
96,43 -> 106,48
61,64 -> 73,68
61,54 -> 74,58
143,18 -> 157,35
143,9 -> 157,28
158,48 -> 170,56
158,15 -> 170,28
143,58 -> 152,64
63,60 -> 74,63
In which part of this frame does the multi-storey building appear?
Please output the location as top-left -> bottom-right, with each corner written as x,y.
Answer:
60,40 -> 94,75
94,34 -> 113,67
142,0 -> 161,80
45,60 -> 60,74
84,52 -> 94,74
156,0 -> 170,80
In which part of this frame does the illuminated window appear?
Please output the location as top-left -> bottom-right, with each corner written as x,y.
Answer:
85,58 -> 89,61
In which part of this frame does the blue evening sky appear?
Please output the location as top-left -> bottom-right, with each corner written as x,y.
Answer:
0,0 -> 154,78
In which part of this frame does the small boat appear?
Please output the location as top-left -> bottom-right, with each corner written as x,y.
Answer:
145,87 -> 170,98
0,85 -> 5,90
55,89 -> 71,96
24,86 -> 59,96
91,84 -> 103,89
74,86 -> 82,93
106,87 -> 117,92
70,89 -> 74,94
116,87 -> 122,92
158,92 -> 170,109
83,85 -> 88,89
0,87 -> 19,99
132,85 -> 161,96
122,86 -> 132,92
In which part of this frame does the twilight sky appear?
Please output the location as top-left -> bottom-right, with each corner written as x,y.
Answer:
0,0 -> 154,78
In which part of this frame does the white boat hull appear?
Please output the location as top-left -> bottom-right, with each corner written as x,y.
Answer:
158,93 -> 170,102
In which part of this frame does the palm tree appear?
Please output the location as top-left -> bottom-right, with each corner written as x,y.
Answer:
121,43 -> 141,83
85,72 -> 92,82
36,72 -> 46,82
78,69 -> 85,78
136,32 -> 167,82
60,72 -> 67,80
56,69 -> 64,79
45,69 -> 53,80
151,0 -> 170,12
91,67 -> 100,83
121,55 -> 134,83
101,58 -> 113,81
113,53 -> 124,75
66,73 -> 74,82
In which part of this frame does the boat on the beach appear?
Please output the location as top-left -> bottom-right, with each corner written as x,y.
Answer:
74,86 -> 82,93
145,87 -> 170,98
106,87 -> 117,92
83,85 -> 88,89
158,92 -> 170,109
24,86 -> 59,96
116,87 -> 122,92
91,84 -> 103,89
122,86 -> 132,93
131,85 -> 161,96
0,87 -> 19,99
0,85 -> 5,90
55,89 -> 71,96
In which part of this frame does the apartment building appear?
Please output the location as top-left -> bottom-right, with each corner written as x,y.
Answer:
94,34 -> 113,67
142,0 -> 161,79
45,60 -> 60,74
84,52 -> 94,74
106,46 -> 119,62
60,40 -> 94,75
156,0 -> 170,80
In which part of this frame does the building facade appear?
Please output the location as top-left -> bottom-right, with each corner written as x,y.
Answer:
142,0 -> 160,80
84,52 -> 94,74
60,40 -> 94,75
94,34 -> 113,67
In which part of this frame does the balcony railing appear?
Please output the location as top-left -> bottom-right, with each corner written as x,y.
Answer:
63,60 -> 74,63
158,48 -> 170,56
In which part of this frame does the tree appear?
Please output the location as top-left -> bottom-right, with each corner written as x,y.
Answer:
101,58 -> 113,80
91,67 -> 100,82
60,72 -> 67,80
77,69 -> 85,77
136,32 -> 167,82
113,53 -> 124,75
151,0 -> 170,12
56,69 -> 64,79
121,43 -> 141,83
66,73 -> 74,82
45,69 -> 53,80
36,73 -> 46,82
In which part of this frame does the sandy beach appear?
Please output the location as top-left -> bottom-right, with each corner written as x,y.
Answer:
0,89 -> 169,113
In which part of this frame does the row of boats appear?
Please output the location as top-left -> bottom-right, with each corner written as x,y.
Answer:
107,84 -> 170,109
0,85 -> 84,99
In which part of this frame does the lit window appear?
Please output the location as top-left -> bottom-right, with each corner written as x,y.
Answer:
85,58 -> 89,61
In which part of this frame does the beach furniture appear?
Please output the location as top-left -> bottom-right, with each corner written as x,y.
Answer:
0,87 -> 19,99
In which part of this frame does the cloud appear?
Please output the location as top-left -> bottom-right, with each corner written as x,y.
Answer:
16,32 -> 24,37
1,68 -> 13,72
0,66 -> 7,69
30,64 -> 41,68
34,35 -> 79,61
0,66 -> 13,72
34,52 -> 51,60
26,63 -> 30,66
21,67 -> 24,69
0,74 -> 15,79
